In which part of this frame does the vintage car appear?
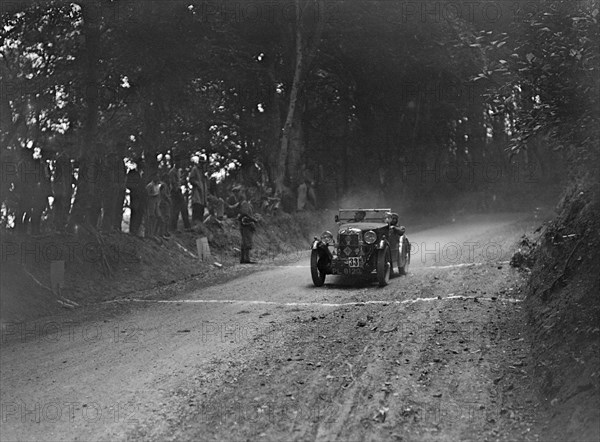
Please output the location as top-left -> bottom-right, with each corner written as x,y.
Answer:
310,208 -> 410,287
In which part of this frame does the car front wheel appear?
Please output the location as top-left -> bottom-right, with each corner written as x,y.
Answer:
377,247 -> 391,287
311,249 -> 326,287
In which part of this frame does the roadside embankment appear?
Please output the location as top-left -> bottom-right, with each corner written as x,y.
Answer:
0,210 -> 334,324
522,179 -> 600,441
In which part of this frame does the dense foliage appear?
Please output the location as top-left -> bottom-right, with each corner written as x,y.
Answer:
1,0 -> 596,231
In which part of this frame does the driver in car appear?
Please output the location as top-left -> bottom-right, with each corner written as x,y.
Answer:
351,210 -> 366,222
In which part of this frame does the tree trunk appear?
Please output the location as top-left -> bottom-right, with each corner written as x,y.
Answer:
264,57 -> 283,186
274,0 -> 325,193
287,101 -> 306,189
68,3 -> 102,230
274,0 -> 304,193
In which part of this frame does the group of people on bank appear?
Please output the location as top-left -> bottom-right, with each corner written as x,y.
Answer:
2,147 -> 317,265
126,155 -> 265,263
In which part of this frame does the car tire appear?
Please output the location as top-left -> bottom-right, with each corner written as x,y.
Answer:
391,247 -> 400,278
377,247 -> 391,287
311,249 -> 326,287
399,238 -> 410,276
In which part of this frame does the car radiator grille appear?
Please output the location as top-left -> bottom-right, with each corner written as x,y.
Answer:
338,233 -> 362,258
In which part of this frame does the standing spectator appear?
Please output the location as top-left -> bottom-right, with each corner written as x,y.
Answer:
15,147 -> 52,235
214,194 -> 225,220
145,173 -> 161,238
225,185 -> 241,218
126,161 -> 145,236
30,152 -> 51,235
188,155 -> 208,228
15,149 -> 36,233
238,190 -> 259,264
261,186 -> 281,216
204,194 -> 224,228
158,173 -> 171,238
168,158 -> 190,232
207,194 -> 225,221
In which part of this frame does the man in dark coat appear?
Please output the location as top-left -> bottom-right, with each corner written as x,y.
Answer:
126,160 -> 146,236
168,158 -> 190,232
188,155 -> 208,228
30,154 -> 51,235
16,148 -> 51,235
238,189 -> 258,264
145,172 -> 161,238
225,185 -> 241,218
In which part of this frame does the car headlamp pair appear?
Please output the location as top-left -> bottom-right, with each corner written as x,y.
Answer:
321,230 -> 376,245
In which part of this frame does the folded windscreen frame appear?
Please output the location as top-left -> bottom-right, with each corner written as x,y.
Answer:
337,208 -> 392,223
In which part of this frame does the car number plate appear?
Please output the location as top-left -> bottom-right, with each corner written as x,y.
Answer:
348,257 -> 361,268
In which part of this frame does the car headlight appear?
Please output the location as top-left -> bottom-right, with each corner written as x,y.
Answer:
363,230 -> 377,245
321,231 -> 334,245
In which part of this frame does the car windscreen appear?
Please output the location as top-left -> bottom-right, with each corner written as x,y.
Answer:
338,209 -> 391,223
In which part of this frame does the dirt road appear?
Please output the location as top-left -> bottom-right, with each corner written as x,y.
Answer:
1,213 -> 548,441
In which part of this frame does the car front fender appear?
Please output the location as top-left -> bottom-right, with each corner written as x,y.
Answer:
312,239 -> 333,258
400,236 -> 411,253
377,238 -> 389,250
